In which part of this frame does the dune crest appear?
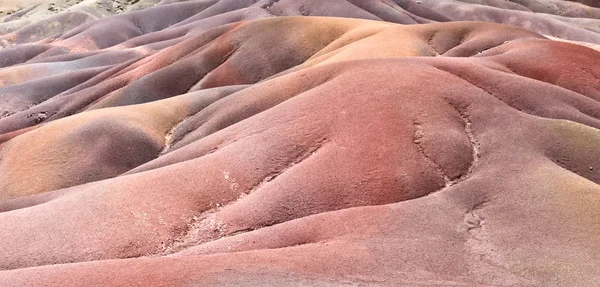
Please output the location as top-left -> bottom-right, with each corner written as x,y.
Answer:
1,1 -> 600,286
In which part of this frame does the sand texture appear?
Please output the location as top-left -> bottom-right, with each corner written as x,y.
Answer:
1,1 -> 600,286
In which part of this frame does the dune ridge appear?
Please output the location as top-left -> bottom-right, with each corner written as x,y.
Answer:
1,0 -> 600,286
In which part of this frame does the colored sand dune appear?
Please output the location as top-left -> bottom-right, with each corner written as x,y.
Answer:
0,1 -> 599,286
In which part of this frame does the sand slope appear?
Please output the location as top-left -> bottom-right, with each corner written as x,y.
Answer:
1,1 -> 600,286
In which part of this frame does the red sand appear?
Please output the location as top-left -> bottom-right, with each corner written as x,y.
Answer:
1,1 -> 600,286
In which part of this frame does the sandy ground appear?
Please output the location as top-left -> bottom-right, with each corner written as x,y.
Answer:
0,0 -> 163,41
0,0 -> 45,15
1,1 -> 600,286
0,0 -> 161,19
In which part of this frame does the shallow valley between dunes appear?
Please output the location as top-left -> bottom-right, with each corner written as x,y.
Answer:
0,0 -> 600,286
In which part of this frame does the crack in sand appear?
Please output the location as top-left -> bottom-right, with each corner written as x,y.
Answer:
425,66 -> 539,283
465,200 -> 488,234
160,117 -> 186,154
428,30 -> 441,56
434,66 -> 600,188
160,137 -> 330,255
248,137 -> 330,195
445,99 -> 481,187
462,199 -> 533,285
413,122 -> 451,184
413,101 -> 480,189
